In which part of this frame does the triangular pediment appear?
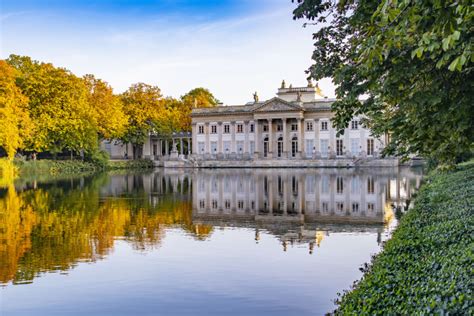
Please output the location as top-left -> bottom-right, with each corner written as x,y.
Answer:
253,97 -> 303,112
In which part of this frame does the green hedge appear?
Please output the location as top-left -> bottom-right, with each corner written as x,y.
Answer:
15,159 -> 98,175
105,159 -> 154,170
335,161 -> 474,315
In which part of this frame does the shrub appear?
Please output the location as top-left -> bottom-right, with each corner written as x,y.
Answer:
335,160 -> 474,315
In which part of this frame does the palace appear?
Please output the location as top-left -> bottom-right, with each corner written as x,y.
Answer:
102,80 -> 397,167
189,80 -> 390,167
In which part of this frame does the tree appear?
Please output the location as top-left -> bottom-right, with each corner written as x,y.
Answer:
180,88 -> 218,131
83,74 -> 128,140
120,83 -> 163,158
7,55 -> 98,156
293,0 -> 473,166
0,60 -> 33,159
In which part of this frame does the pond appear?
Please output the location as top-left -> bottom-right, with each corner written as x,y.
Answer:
0,167 -> 423,315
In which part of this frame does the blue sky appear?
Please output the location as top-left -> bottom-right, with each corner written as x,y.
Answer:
1,0 -> 335,103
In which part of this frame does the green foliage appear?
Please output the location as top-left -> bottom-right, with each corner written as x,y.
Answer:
106,159 -> 154,170
14,159 -> 98,175
335,160 -> 474,314
293,0 -> 474,166
85,148 -> 110,169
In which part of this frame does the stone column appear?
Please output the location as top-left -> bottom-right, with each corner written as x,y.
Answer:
231,121 -> 236,154
282,118 -> 288,158
244,120 -> 249,154
267,119 -> 273,158
298,118 -> 304,158
254,119 -> 260,159
314,119 -> 320,158
191,123 -> 197,156
179,138 -> 183,155
188,138 -> 192,155
205,122 -> 210,154
218,122 -> 223,154
329,122 -> 336,159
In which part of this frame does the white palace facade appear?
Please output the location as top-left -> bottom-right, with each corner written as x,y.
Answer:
190,80 -> 390,167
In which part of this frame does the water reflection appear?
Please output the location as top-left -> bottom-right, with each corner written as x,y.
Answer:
0,168 -> 422,288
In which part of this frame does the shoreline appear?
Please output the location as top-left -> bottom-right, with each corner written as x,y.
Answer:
334,160 -> 473,314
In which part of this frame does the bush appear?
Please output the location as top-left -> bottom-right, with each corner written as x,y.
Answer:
335,160 -> 474,315
106,159 -> 154,170
14,159 -> 97,175
85,149 -> 110,169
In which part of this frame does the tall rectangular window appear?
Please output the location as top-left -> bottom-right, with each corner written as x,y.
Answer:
198,125 -> 204,134
352,203 -> 359,212
351,120 -> 359,130
249,124 -> 254,133
291,123 -> 298,131
223,141 -> 231,153
236,141 -> 244,153
306,121 -> 313,131
224,124 -> 230,133
336,176 -> 344,194
321,121 -> 328,131
336,139 -> 344,156
198,142 -> 205,153
367,177 -> 375,194
320,139 -> 328,157
211,125 -> 217,134
263,124 -> 268,132
210,141 -> 217,154
306,139 -> 314,158
276,124 -> 283,132
237,124 -> 243,133
351,139 -> 360,156
367,139 -> 374,156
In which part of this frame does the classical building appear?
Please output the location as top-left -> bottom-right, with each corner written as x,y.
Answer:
190,80 -> 387,164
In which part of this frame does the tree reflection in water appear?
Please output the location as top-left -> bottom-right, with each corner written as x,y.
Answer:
0,168 -> 422,286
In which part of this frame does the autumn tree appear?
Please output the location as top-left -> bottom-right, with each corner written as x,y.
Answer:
293,0 -> 473,166
120,83 -> 163,158
83,74 -> 128,140
179,88 -> 219,131
7,55 -> 98,156
0,61 -> 32,160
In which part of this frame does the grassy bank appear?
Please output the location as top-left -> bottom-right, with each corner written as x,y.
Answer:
11,158 -> 154,175
335,161 -> 473,314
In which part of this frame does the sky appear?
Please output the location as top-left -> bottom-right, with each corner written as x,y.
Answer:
0,0 -> 335,104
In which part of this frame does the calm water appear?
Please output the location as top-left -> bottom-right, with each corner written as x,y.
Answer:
0,168 -> 423,315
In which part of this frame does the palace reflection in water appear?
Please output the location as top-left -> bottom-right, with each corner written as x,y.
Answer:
1,167 -> 424,315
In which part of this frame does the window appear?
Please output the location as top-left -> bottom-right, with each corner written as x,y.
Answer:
278,176 -> 283,195
336,139 -> 344,156
337,177 -> 344,194
223,141 -> 231,153
320,139 -> 328,157
322,202 -> 329,213
352,203 -> 359,212
251,201 -> 255,210
237,124 -> 243,133
211,141 -> 217,154
236,141 -> 244,153
292,176 -> 298,195
351,139 -> 360,156
351,120 -> 359,130
212,200 -> 218,209
367,139 -> 374,156
198,125 -> 204,134
291,123 -> 298,131
321,121 -> 328,131
263,124 -> 268,132
199,200 -> 205,209
238,200 -> 244,209
225,200 -> 231,209
336,202 -> 344,212
250,124 -> 254,133
211,125 -> 217,134
367,177 -> 375,194
277,124 -> 283,132
306,121 -> 313,131
367,203 -> 375,212
198,142 -> 205,153
306,139 -> 314,158
224,124 -> 230,133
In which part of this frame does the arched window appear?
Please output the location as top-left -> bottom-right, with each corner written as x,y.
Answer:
291,136 -> 298,158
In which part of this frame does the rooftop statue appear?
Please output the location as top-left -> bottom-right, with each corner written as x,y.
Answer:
253,91 -> 259,103
307,78 -> 314,88
281,80 -> 286,89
